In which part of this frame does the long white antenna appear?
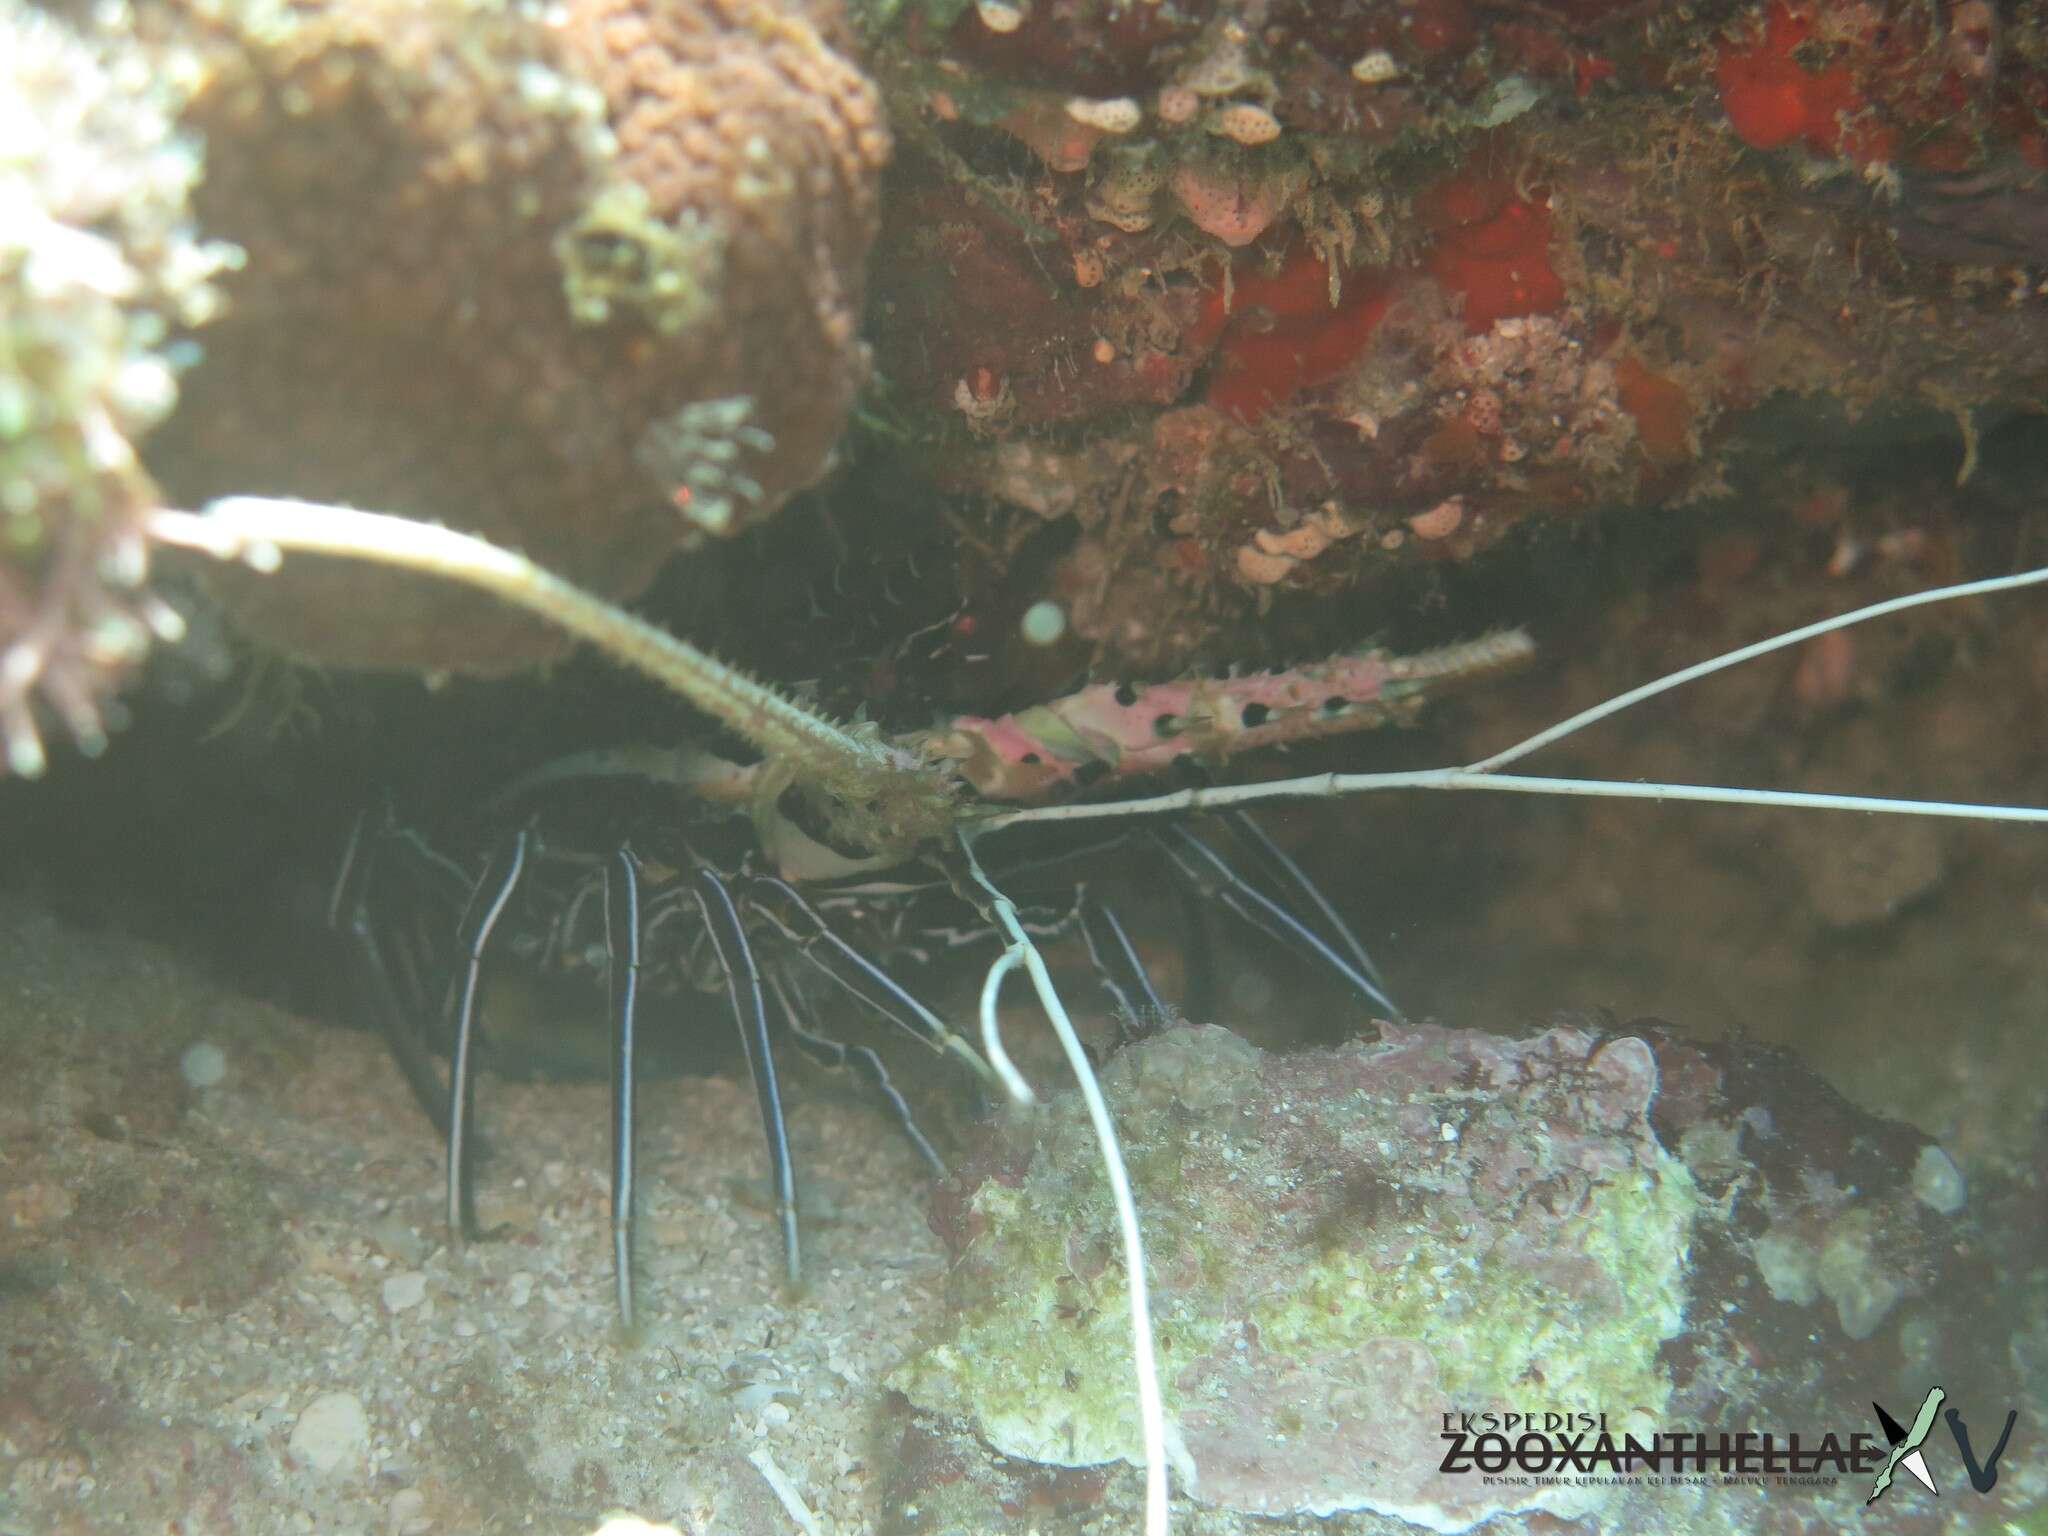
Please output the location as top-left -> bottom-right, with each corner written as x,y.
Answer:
975,563 -> 2048,834
963,831 -> 1173,1536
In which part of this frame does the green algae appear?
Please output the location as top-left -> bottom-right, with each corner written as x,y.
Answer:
891,1023 -> 1700,1523
1256,1156 -> 1693,1412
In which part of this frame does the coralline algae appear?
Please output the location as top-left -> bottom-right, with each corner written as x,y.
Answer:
892,1022 -> 1697,1532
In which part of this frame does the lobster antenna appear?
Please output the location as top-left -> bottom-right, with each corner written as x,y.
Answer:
962,829 -> 1175,1536
146,499 -> 958,853
975,561 -> 2048,833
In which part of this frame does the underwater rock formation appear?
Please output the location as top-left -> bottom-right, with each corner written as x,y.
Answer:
144,0 -> 888,672
0,0 -> 231,772
1640,1022 -> 2025,1454
892,1019 -> 2035,1533
864,0 -> 2048,674
895,1021 -> 1695,1529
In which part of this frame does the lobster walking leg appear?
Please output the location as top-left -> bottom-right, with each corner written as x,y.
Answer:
749,875 -> 994,1085
1170,869 -> 1218,1024
604,846 -> 642,1330
446,830 -> 528,1242
694,868 -> 801,1286
1220,810 -> 1397,1011
1156,824 -> 1401,1017
328,811 -> 455,1137
763,968 -> 947,1178
1077,895 -> 1167,1038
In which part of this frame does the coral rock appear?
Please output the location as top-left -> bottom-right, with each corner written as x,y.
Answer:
1420,173 -> 1566,335
149,0 -> 888,673
898,1017 -> 2027,1532
1407,496 -> 1465,539
1155,84 -> 1200,124
0,0 -> 230,770
1197,244 -> 1396,420
1614,354 -> 1695,464
1352,49 -> 1402,83
1065,94 -> 1142,134
894,1022 -> 1695,1528
1714,3 -> 1864,155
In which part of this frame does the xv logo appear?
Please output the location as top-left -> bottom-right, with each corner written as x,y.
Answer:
1867,1387 -> 2020,1505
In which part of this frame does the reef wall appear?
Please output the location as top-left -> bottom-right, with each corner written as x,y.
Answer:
862,0 -> 2048,672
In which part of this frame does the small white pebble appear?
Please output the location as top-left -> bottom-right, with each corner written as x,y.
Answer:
382,1272 -> 427,1313
1439,1121 -> 1459,1143
388,1487 -> 431,1535
289,1392 -> 369,1474
180,1041 -> 228,1089
507,1272 -> 534,1308
1911,1144 -> 1966,1214
1019,599 -> 1067,646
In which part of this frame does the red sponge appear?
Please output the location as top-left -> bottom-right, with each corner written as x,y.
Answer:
1715,4 -> 1866,155
1420,174 -> 1566,335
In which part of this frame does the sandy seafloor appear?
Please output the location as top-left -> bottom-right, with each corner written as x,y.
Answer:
0,884 -> 1311,1536
0,884 -> 975,1535
0,818 -> 2041,1536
